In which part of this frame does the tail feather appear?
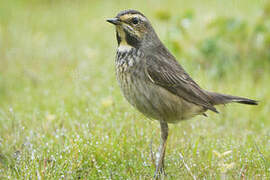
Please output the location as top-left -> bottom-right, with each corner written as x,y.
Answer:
206,91 -> 258,106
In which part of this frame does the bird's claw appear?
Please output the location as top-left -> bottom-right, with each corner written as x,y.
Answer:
153,166 -> 166,179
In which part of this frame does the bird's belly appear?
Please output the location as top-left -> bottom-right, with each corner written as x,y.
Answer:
117,71 -> 204,123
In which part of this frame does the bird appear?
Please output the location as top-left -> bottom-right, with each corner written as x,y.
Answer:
106,9 -> 258,178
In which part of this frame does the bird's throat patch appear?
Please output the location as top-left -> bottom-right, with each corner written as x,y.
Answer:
116,26 -> 140,48
116,32 -> 121,45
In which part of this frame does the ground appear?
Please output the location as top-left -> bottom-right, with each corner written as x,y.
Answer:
0,0 -> 269,179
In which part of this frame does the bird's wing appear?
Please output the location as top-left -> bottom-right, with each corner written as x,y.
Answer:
145,54 -> 218,113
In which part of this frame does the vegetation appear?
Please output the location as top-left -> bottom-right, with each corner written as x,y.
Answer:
0,0 -> 269,179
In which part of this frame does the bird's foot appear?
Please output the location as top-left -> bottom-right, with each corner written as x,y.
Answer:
153,165 -> 166,179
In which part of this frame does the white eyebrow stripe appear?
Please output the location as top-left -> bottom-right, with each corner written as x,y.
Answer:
120,14 -> 147,22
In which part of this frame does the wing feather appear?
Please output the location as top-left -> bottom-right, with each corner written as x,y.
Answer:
145,54 -> 218,113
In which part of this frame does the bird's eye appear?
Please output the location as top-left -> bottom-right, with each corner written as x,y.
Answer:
131,17 -> 139,25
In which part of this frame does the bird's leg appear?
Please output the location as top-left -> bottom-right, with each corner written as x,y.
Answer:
154,121 -> 168,179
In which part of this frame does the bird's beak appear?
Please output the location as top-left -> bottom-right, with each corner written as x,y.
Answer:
106,18 -> 121,25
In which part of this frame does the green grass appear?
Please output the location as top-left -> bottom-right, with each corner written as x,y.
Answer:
0,0 -> 270,179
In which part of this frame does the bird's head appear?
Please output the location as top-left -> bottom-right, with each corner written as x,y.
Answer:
107,10 -> 159,49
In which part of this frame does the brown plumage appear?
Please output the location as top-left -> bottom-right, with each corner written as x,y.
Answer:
107,9 -> 258,178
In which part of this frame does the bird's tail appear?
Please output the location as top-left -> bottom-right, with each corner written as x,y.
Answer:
206,91 -> 258,106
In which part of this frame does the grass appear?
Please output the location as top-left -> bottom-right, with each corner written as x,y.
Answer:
0,0 -> 270,179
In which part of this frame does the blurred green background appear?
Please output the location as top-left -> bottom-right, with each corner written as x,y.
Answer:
0,0 -> 269,179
